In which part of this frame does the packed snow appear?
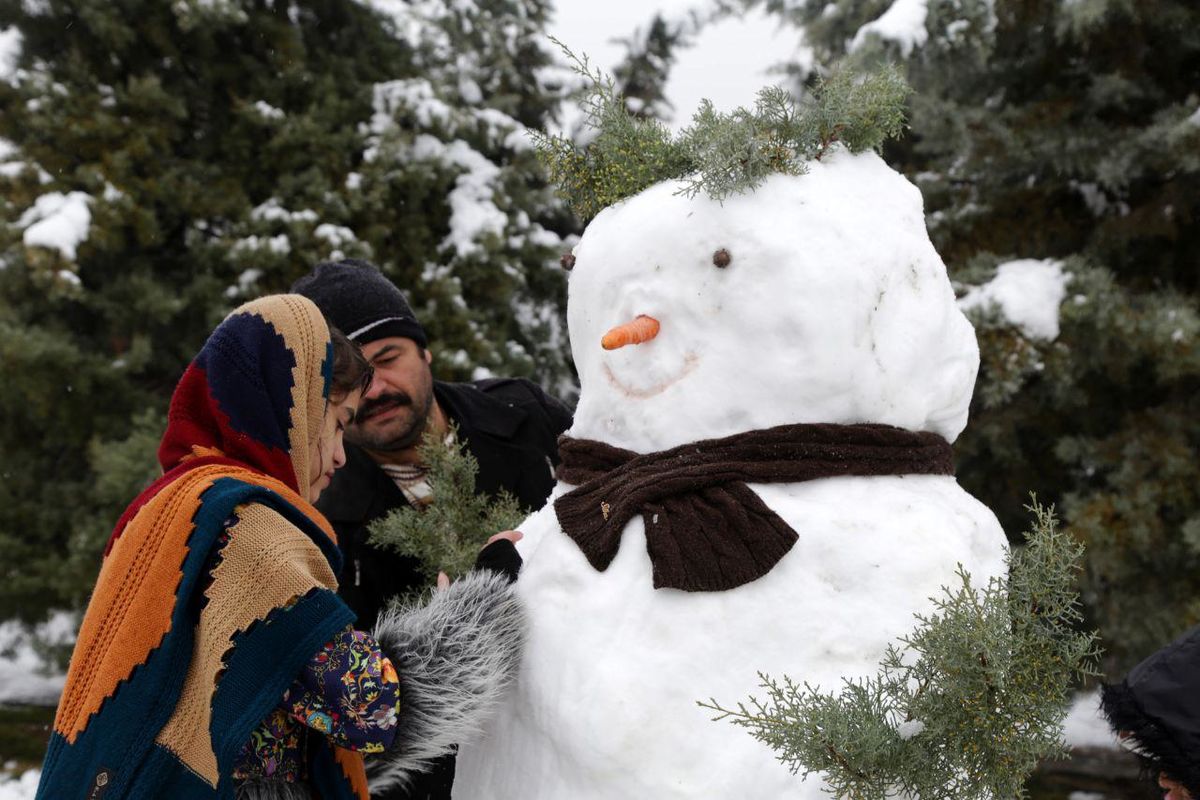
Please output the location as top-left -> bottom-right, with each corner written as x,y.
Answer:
851,0 -> 929,57
454,150 -> 1009,798
568,151 -> 980,453
18,192 -> 93,261
959,258 -> 1068,341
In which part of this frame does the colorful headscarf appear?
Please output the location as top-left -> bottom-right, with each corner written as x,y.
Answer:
38,295 -> 369,800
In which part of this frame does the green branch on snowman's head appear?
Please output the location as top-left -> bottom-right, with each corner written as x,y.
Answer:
534,43 -> 912,221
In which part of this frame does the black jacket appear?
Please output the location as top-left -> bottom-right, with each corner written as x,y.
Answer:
315,378 -> 571,800
1101,624 -> 1200,797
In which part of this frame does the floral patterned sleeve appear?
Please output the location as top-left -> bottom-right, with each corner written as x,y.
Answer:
284,625 -> 400,753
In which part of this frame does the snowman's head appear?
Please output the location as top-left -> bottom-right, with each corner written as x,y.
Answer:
565,150 -> 979,454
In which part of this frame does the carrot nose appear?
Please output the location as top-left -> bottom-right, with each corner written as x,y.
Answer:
601,315 -> 660,350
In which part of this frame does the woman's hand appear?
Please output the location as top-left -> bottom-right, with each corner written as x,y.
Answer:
474,530 -> 524,583
485,530 -> 524,547
435,531 -> 526,590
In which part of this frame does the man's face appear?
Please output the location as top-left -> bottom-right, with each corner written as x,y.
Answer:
349,336 -> 435,452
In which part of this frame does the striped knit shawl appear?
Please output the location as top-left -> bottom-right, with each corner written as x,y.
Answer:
38,296 -> 369,800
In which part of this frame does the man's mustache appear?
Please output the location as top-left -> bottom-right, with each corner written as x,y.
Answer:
359,393 -> 413,421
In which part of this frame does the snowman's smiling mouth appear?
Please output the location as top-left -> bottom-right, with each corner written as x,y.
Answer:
602,352 -> 699,399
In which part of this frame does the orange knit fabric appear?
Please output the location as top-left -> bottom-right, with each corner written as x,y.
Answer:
335,746 -> 371,799
53,464 -> 333,745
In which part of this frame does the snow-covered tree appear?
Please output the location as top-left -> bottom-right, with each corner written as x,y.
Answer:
611,14 -> 687,121
0,0 -> 575,624
749,0 -> 1200,671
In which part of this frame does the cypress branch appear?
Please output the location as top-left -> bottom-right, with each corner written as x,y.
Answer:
536,43 -> 912,218
367,426 -> 527,589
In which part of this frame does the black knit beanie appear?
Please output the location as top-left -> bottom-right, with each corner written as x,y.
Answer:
292,259 -> 427,348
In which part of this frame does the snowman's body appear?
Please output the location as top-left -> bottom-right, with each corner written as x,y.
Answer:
454,151 -> 1009,798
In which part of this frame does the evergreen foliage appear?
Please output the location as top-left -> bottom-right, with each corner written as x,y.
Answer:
701,502 -> 1099,799
533,43 -> 910,220
0,0 -> 574,625
366,427 -> 526,589
530,41 -> 689,222
749,0 -> 1200,672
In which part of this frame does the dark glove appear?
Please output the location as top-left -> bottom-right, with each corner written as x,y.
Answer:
473,538 -> 522,584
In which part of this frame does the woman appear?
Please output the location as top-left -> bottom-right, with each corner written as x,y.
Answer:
1101,623 -> 1200,800
36,295 -> 524,800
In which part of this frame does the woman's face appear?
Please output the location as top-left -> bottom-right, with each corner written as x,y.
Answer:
308,389 -> 363,500
1161,774 -> 1192,800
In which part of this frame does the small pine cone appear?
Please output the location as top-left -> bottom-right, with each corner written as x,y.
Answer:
712,248 -> 731,268
560,253 -> 576,271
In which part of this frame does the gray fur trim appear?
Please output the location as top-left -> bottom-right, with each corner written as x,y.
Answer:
235,779 -> 313,800
365,569 -> 526,794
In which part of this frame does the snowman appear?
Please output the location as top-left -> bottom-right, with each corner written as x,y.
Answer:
453,149 -> 1008,798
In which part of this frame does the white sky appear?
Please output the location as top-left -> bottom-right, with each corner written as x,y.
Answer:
547,1 -> 810,130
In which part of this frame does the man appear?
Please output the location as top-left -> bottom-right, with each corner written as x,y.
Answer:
293,259 -> 572,799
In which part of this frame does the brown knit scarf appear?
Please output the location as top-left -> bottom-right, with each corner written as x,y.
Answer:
554,423 -> 955,592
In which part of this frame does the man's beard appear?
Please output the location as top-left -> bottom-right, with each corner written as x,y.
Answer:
349,389 -> 433,452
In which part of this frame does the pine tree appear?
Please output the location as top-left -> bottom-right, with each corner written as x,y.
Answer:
0,0 -> 575,626
749,0 -> 1200,673
348,0 -> 575,392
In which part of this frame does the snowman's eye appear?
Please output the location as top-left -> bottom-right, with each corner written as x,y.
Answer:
560,253 -> 576,271
712,248 -> 731,269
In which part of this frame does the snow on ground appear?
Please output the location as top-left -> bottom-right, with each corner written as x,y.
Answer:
1063,689 -> 1120,750
18,192 -> 93,261
0,770 -> 39,800
0,613 -> 71,796
959,258 -> 1068,341
0,612 -> 71,706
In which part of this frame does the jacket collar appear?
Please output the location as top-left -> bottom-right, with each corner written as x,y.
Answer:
434,380 -> 528,440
